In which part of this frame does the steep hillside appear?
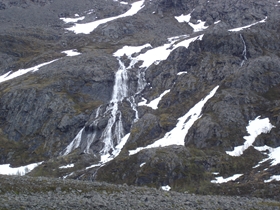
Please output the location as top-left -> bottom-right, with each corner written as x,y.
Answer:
0,0 -> 280,199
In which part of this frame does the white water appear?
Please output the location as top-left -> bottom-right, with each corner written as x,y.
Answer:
62,48 -> 143,158
62,33 -> 206,165
100,57 -> 134,155
239,34 -> 247,66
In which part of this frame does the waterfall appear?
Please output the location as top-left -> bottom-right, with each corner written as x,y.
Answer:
61,54 -> 143,158
240,34 -> 247,66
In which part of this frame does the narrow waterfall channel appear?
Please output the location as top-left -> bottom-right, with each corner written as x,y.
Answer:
61,51 -> 145,164
240,34 -> 247,66
99,59 -> 128,156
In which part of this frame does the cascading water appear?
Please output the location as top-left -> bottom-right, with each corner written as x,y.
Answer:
99,59 -> 128,155
61,51 -> 145,161
62,36 -> 202,159
240,34 -> 247,66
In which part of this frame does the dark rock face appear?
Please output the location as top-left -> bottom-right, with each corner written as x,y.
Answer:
1,0 -> 280,199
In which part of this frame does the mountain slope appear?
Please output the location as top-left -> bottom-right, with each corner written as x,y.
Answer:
0,0 -> 280,199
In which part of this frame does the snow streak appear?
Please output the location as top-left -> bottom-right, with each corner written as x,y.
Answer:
239,34 -> 247,66
66,0 -> 145,34
0,162 -> 43,176
129,86 -> 219,155
211,174 -> 243,184
228,17 -> 267,32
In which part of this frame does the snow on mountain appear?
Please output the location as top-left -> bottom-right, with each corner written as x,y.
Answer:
0,162 -> 43,176
175,12 -> 208,32
226,116 -> 275,157
211,174 -> 243,184
254,145 -> 280,167
138,89 -> 170,109
66,0 -> 145,34
60,16 -> 85,24
129,86 -> 219,155
0,59 -> 58,84
228,17 -> 267,32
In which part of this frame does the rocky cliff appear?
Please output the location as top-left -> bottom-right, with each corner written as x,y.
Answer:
0,0 -> 280,199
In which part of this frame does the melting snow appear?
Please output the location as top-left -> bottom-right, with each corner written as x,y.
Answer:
85,133 -> 131,169
140,162 -> 146,167
0,59 -> 58,84
113,44 -> 152,59
129,86 -> 219,155
136,35 -> 204,68
0,162 -> 43,176
113,34 -> 203,69
228,17 -> 267,32
66,0 -> 145,34
264,175 -> 280,183
59,164 -> 74,169
62,49 -> 81,56
60,16 -> 85,23
211,174 -> 243,184
189,20 -> 208,32
161,185 -> 171,191
175,13 -> 191,23
138,89 -> 170,109
175,13 -> 208,32
226,116 -> 275,157
254,145 -> 280,167
177,71 -> 188,75
214,20 -> 221,24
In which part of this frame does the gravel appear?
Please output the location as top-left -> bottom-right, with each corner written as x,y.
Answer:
0,175 -> 279,210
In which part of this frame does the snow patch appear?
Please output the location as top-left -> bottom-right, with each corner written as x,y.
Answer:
175,13 -> 208,32
226,116 -> 275,157
264,175 -> 280,183
60,16 -> 85,23
113,44 -> 152,58
129,86 -> 219,155
161,185 -> 171,191
138,89 -> 170,109
66,0 -> 145,34
113,34 -> 203,70
0,162 -> 43,176
59,164 -> 74,169
177,71 -> 188,75
228,17 -> 267,32
62,49 -> 81,56
211,174 -> 243,184
254,146 -> 280,167
0,59 -> 58,84
175,13 -> 191,23
137,35 -> 203,68
140,162 -> 146,167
